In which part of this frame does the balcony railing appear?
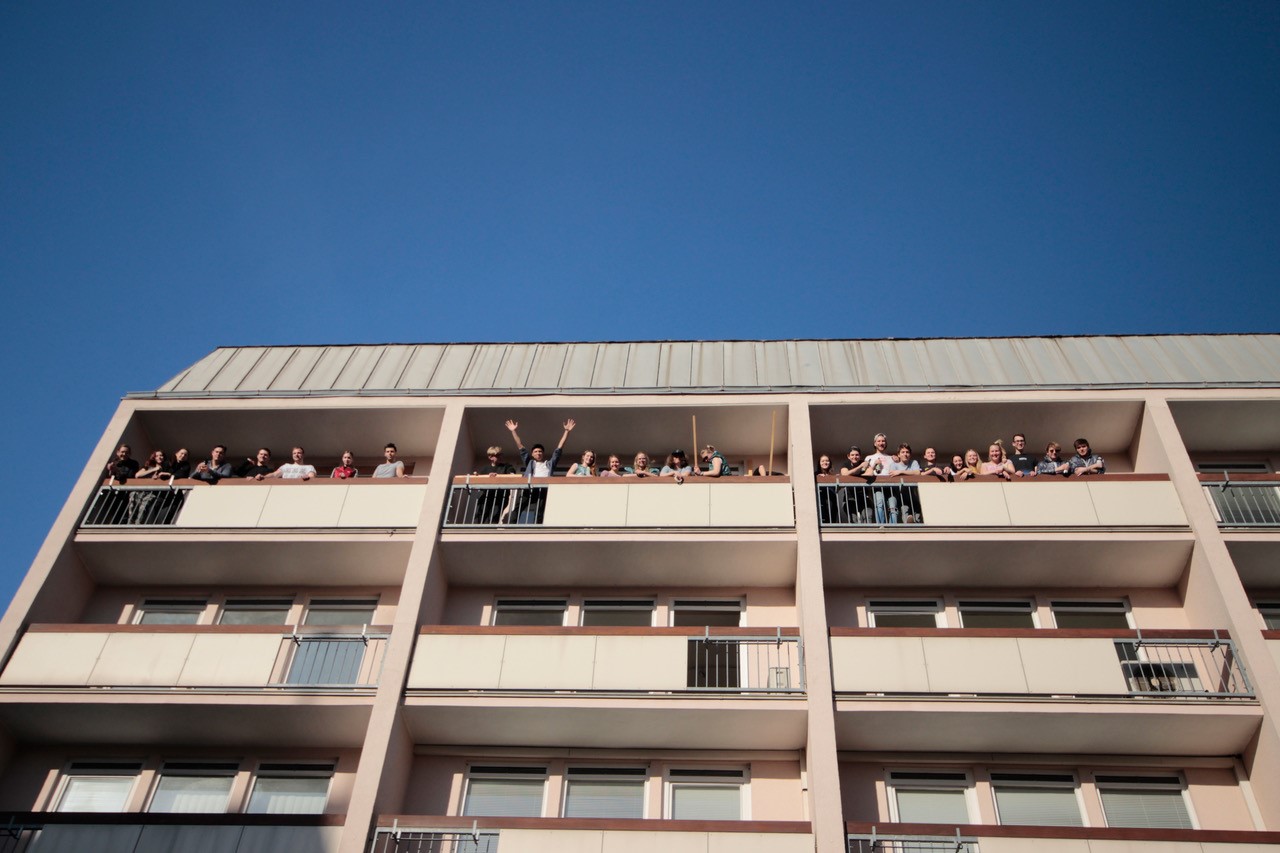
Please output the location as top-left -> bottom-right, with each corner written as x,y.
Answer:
370,825 -> 499,853
278,632 -> 388,688
818,482 -> 921,525
687,633 -> 805,691
1117,634 -> 1251,698
81,484 -> 192,527
445,481 -> 546,525
0,813 -> 343,853
848,829 -> 977,852
846,822 -> 1280,851
1200,474 -> 1280,526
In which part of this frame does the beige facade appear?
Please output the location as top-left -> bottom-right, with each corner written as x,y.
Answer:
1,336 -> 1279,852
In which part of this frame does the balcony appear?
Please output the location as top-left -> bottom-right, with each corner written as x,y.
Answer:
0,813 -> 343,853
80,479 -> 428,531
0,625 -> 388,746
1200,473 -> 1280,527
372,817 -> 813,853
829,629 -> 1261,755
444,476 -> 794,529
816,475 -> 1187,529
846,823 -> 1280,852
403,627 -> 806,749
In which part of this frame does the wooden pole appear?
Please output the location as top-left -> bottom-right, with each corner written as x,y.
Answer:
692,415 -> 699,473
768,409 -> 776,477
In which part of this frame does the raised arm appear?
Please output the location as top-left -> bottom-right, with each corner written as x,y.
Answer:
505,419 -> 524,451
557,419 -> 575,450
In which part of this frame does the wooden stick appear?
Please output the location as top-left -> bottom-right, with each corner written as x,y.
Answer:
692,415 -> 699,472
768,409 -> 776,477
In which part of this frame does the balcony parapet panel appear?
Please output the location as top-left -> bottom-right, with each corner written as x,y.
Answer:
0,812 -> 343,853
444,476 -> 794,529
816,474 -> 1187,528
846,822 -> 1280,853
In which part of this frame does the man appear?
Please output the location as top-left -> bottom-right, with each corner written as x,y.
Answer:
504,418 -> 575,524
864,433 -> 895,474
191,445 -> 234,483
1009,433 -> 1037,477
1068,438 -> 1106,477
237,447 -> 276,480
267,446 -> 316,480
103,444 -> 140,484
372,444 -> 407,479
879,443 -> 921,523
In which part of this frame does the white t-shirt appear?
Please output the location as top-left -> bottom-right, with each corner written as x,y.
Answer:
277,463 -> 317,479
864,452 -> 895,474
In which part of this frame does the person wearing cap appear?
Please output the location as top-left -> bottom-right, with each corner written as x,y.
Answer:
661,450 -> 693,483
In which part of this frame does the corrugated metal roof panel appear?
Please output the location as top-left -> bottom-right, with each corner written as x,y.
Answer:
138,335 -> 1280,397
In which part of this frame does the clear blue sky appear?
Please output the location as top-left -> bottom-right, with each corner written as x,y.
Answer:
1,2 -> 1277,605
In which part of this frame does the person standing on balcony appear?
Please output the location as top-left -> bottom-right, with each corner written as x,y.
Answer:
135,450 -> 172,480
1068,438 -> 1106,476
237,447 -> 276,480
599,454 -> 625,478
267,446 -> 317,480
103,444 -> 140,484
863,433 -> 895,475
191,445 -> 234,483
695,445 -> 730,476
169,448 -> 192,481
660,449 -> 693,482
1037,442 -> 1069,476
507,418 -> 575,477
1009,433 -> 1038,477
918,447 -> 947,480
569,449 -> 599,476
953,448 -> 983,481
981,443 -> 1015,480
330,450 -> 358,479
879,443 -> 921,523
373,444 -> 407,478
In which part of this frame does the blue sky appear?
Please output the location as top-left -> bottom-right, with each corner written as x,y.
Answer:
1,2 -> 1277,606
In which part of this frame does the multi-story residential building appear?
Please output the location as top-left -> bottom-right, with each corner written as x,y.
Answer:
1,334 -> 1279,853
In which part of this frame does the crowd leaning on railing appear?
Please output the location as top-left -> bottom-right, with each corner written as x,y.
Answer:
467,418 -> 771,482
100,441 -> 412,486
816,432 -> 1106,484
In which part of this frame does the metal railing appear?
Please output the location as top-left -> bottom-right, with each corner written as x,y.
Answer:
687,633 -> 805,692
848,829 -> 978,852
444,482 -> 547,527
0,816 -> 37,853
370,825 -> 499,853
273,632 -> 389,688
1117,635 -> 1252,698
81,485 -> 192,527
817,483 -> 923,526
1203,482 -> 1280,526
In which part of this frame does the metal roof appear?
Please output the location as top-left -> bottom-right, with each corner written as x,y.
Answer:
139,335 -> 1280,398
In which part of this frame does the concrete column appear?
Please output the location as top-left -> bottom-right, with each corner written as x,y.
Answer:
1143,394 -> 1280,828
788,400 -> 845,853
338,401 -> 466,853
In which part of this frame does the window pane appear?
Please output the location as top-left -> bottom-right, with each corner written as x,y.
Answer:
304,607 -> 376,626
138,610 -> 201,625
149,775 -> 234,813
1100,788 -> 1192,829
1053,610 -> 1129,629
873,613 -> 938,628
581,609 -> 652,627
670,784 -> 740,820
564,780 -> 644,818
994,786 -> 1082,826
959,611 -> 1034,629
246,777 -> 329,814
671,610 -> 740,627
464,778 -> 544,817
494,609 -> 564,626
221,607 -> 290,625
58,777 -> 134,812
895,788 -> 969,824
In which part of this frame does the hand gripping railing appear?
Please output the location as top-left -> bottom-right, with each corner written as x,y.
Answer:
370,821 -> 499,853
848,828 -> 978,852
81,484 -> 192,527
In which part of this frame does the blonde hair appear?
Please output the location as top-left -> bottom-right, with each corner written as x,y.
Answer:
486,445 -> 502,456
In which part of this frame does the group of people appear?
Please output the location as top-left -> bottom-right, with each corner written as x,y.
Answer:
470,419 -> 736,483
816,432 -> 1107,483
103,442 -> 411,485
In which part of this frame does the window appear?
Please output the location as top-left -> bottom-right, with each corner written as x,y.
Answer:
303,598 -> 378,627
888,771 -> 971,824
220,598 -> 293,625
246,762 -> 333,815
1196,462 -> 1270,473
671,600 -> 742,627
1096,775 -> 1193,829
869,599 -> 943,628
1257,602 -> 1280,630
667,769 -> 744,820
958,600 -> 1035,629
492,599 -> 567,627
563,767 -> 646,818
1051,600 -> 1131,630
55,762 -> 141,812
464,767 -> 547,817
991,773 -> 1083,827
134,599 -> 206,625
581,599 -> 654,627
148,761 -> 238,813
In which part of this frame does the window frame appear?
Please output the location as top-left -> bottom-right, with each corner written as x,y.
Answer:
302,597 -> 379,627
664,767 -> 749,821
1049,600 -> 1133,630
244,761 -> 334,815
145,760 -> 240,814
868,599 -> 945,628
1094,773 -> 1197,830
132,598 -> 208,626
669,599 -> 744,628
989,771 -> 1086,827
1255,601 -> 1280,630
218,597 -> 294,626
462,765 -> 549,818
53,761 -> 143,812
886,770 -> 975,825
957,599 -> 1037,629
580,599 -> 655,627
491,598 -> 568,627
561,766 -> 648,819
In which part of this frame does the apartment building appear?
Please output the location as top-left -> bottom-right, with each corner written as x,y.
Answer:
0,335 -> 1279,853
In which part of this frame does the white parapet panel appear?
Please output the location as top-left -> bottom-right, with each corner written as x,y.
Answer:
177,633 -> 283,686
1088,480 -> 1188,526
916,482 -> 1011,525
915,479 -> 1188,527
175,483 -> 427,528
0,632 -> 108,686
498,829 -> 814,853
542,483 -> 630,526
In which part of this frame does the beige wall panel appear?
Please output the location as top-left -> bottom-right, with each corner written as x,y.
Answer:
407,635 -> 506,689
1083,842 -> 1202,853
338,484 -> 428,527
89,633 -> 195,686
921,637 -> 1028,693
592,635 -> 686,690
543,484 -> 629,527
29,825 -> 143,852
1201,845 -> 1280,853
258,486 -> 346,527
134,825 -> 242,852
830,636 -> 928,693
970,840 -> 1088,853
1269,638 -> 1280,672
708,484 -> 794,527
236,825 -> 343,853
1005,482 -> 1099,526
707,833 -> 812,853
1089,481 -> 1188,526
916,483 -> 1011,526
0,632 -> 107,686
175,487 -> 268,528
601,831 -> 707,853
499,636 -> 597,689
626,484 -> 711,527
177,634 -> 282,686
1017,637 -> 1129,695
501,829 -> 605,853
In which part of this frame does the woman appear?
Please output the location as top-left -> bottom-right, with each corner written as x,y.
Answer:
697,445 -> 730,477
1037,442 -> 1068,476
168,448 -> 192,481
980,443 -> 1014,479
660,450 -> 693,479
599,454 -> 625,478
629,452 -> 657,477
918,447 -> 947,480
135,450 -> 171,480
568,449 -> 598,477
815,454 -> 839,523
954,448 -> 983,481
330,450 -> 358,479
